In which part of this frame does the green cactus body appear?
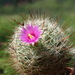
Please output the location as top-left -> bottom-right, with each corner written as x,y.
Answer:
7,12 -> 75,75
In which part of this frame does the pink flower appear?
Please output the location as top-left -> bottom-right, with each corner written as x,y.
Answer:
20,24 -> 42,44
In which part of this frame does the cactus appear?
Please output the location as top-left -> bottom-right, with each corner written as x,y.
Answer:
5,11 -> 75,75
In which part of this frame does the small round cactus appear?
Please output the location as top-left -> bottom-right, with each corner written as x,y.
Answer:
5,11 -> 75,75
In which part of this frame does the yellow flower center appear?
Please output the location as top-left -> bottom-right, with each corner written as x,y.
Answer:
28,33 -> 34,39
